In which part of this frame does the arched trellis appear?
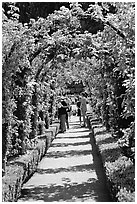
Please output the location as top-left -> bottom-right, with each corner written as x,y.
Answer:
2,2 -> 135,174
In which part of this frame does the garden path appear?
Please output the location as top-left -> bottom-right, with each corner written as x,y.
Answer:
18,115 -> 112,202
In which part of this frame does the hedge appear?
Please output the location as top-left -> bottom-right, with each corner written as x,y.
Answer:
2,122 -> 60,202
87,115 -> 135,202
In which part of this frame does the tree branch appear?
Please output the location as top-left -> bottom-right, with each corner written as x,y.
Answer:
28,45 -> 47,65
99,2 -> 126,39
35,58 -> 52,80
29,49 -> 42,65
79,13 -> 126,39
3,41 -> 20,65
105,21 -> 126,39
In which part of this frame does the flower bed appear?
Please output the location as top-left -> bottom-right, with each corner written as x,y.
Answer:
2,123 -> 60,202
88,116 -> 135,202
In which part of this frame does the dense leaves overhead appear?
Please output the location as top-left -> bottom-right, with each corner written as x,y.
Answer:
2,2 -> 135,164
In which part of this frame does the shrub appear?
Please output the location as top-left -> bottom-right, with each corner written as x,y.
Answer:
89,116 -> 135,202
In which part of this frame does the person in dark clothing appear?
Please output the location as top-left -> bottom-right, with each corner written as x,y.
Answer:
65,96 -> 71,129
58,97 -> 68,133
76,96 -> 82,126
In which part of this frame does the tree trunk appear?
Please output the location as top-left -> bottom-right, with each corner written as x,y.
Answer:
2,122 -> 8,176
31,85 -> 38,138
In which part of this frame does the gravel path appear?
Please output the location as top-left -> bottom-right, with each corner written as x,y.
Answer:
18,116 -> 112,202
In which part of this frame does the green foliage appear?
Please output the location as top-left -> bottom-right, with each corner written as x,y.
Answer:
90,118 -> 135,202
2,2 -> 135,170
106,156 -> 135,202
82,2 -> 135,160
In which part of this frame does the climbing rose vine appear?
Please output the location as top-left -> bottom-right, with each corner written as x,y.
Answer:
2,2 -> 135,172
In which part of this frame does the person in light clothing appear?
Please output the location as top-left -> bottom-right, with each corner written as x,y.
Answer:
80,92 -> 87,127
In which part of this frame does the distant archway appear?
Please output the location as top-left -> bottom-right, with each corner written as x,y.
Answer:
66,80 -> 85,94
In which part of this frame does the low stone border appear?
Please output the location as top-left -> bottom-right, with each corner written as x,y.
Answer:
2,122 -> 60,202
87,114 -> 135,202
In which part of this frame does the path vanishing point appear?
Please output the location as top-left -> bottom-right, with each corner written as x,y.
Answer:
18,115 -> 112,202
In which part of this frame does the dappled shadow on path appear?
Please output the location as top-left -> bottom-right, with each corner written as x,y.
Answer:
37,163 -> 94,174
70,125 -> 81,129
20,178 -> 110,202
57,135 -> 90,139
67,129 -> 91,133
19,117 -> 112,202
46,149 -> 92,158
69,121 -> 77,124
51,141 -> 89,148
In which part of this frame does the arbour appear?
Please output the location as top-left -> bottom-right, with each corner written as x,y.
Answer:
66,80 -> 85,94
2,2 -> 135,173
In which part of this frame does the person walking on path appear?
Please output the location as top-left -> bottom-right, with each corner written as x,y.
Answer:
58,96 -> 68,133
80,92 -> 87,127
64,96 -> 71,128
76,96 -> 82,126
67,97 -> 72,122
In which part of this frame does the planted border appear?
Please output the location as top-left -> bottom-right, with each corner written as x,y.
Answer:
2,123 -> 60,202
87,115 -> 135,202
